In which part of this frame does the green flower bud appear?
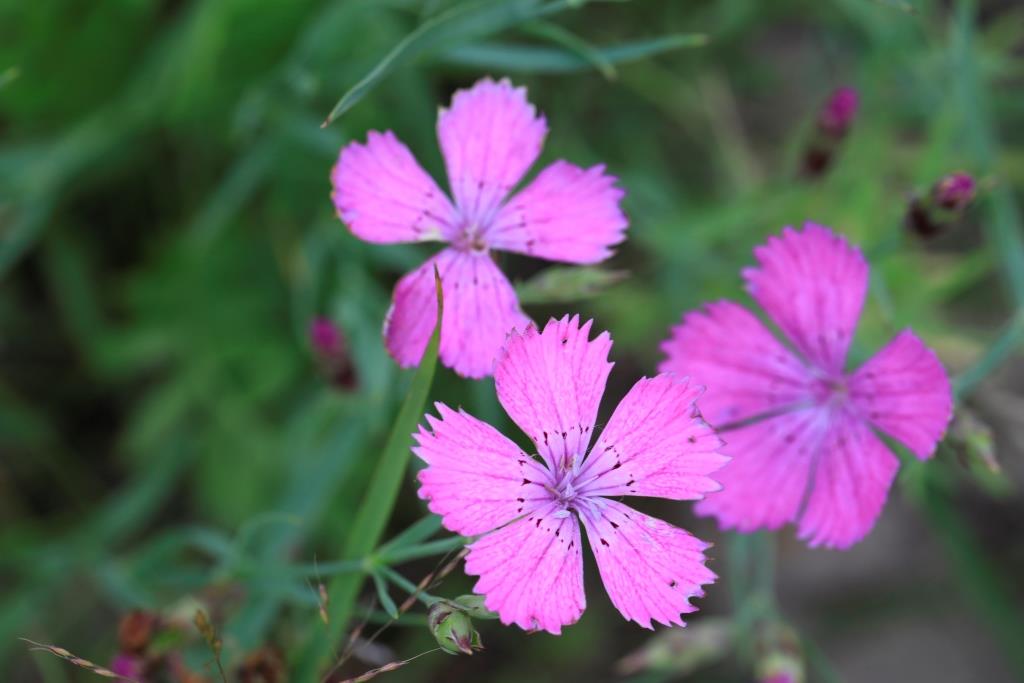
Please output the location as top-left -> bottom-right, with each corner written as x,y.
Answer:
428,602 -> 483,656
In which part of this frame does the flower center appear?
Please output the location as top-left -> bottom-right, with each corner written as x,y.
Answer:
452,221 -> 489,253
812,375 -> 849,406
546,468 -> 582,512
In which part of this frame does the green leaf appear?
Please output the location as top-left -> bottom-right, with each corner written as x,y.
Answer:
293,268 -> 444,678
516,266 -> 627,305
521,20 -> 617,79
322,0 -> 577,125
441,33 -> 708,73
378,514 -> 444,554
371,571 -> 400,619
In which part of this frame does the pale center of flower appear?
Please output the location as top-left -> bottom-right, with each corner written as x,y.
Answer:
452,220 -> 489,253
545,468 -> 583,516
812,375 -> 849,407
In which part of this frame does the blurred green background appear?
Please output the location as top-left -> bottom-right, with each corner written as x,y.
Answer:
3,0 -> 1024,681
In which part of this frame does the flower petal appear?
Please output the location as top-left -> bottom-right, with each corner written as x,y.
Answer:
578,499 -> 714,629
438,77 -> 547,225
331,130 -> 457,243
465,503 -> 585,634
494,315 -> 613,471
796,413 -> 900,549
575,374 -> 728,500
384,248 -> 531,379
484,161 -> 627,263
659,300 -> 816,426
743,223 -> 868,375
695,407 -> 831,533
414,403 -> 552,536
849,329 -> 953,459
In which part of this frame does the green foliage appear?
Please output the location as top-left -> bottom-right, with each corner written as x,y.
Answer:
3,0 -> 1024,681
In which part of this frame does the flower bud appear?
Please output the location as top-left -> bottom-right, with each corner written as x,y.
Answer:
308,316 -> 357,390
932,172 -> 976,212
110,652 -> 145,680
818,87 -> 859,139
118,610 -> 157,653
428,602 -> 482,656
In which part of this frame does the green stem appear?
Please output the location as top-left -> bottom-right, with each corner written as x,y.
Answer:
292,272 -> 443,682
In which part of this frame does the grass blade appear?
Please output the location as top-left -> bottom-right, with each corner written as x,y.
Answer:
293,268 -> 444,680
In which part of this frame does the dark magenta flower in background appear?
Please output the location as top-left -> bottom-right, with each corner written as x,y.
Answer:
661,224 -> 953,549
817,86 -> 859,139
932,172 -> 976,212
332,78 -> 628,378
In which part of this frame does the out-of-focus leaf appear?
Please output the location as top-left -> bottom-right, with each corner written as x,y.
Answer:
516,266 -> 627,305
616,617 -> 732,675
323,0 -> 581,124
521,20 -> 617,79
442,33 -> 708,73
371,571 -> 400,619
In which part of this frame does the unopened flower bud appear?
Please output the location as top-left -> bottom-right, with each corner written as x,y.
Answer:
118,610 -> 157,653
907,172 -> 978,239
308,316 -> 357,390
428,602 -> 482,656
803,86 -> 859,178
110,652 -> 145,680
932,172 -> 975,212
818,87 -> 859,139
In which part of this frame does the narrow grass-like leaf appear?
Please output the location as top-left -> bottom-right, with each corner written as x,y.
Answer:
371,571 -> 400,619
521,20 -> 617,79
442,33 -> 708,73
377,514 -> 445,554
294,269 -> 444,679
321,0 -> 614,125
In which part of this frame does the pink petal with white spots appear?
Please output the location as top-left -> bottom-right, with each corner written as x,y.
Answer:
576,374 -> 728,500
494,315 -> 613,470
437,78 -> 547,225
578,499 -> 714,629
695,407 -> 831,533
332,130 -> 457,243
797,413 -> 900,549
485,161 -> 628,263
850,329 -> 953,459
414,403 -> 551,536
743,223 -> 868,375
384,248 -> 531,379
465,503 -> 585,634
659,300 -> 816,426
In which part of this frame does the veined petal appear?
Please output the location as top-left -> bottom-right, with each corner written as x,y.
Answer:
578,499 -> 714,629
494,315 -> 613,471
332,130 -> 457,243
384,248 -> 531,379
849,329 -> 953,459
576,374 -> 728,500
465,502 -> 585,634
414,403 -> 551,536
438,78 -> 547,225
797,412 -> 900,549
744,223 -> 868,375
695,407 -> 831,533
485,161 -> 627,263
659,300 -> 816,426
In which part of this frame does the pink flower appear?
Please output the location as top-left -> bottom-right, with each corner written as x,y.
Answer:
660,224 -> 953,549
414,315 -> 727,633
332,78 -> 628,378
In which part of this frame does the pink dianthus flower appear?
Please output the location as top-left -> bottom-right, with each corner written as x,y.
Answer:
414,315 -> 727,633
332,78 -> 628,378
660,223 -> 953,549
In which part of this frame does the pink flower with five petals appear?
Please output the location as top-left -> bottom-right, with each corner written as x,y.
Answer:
332,78 -> 628,378
414,315 -> 727,633
660,223 -> 953,549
